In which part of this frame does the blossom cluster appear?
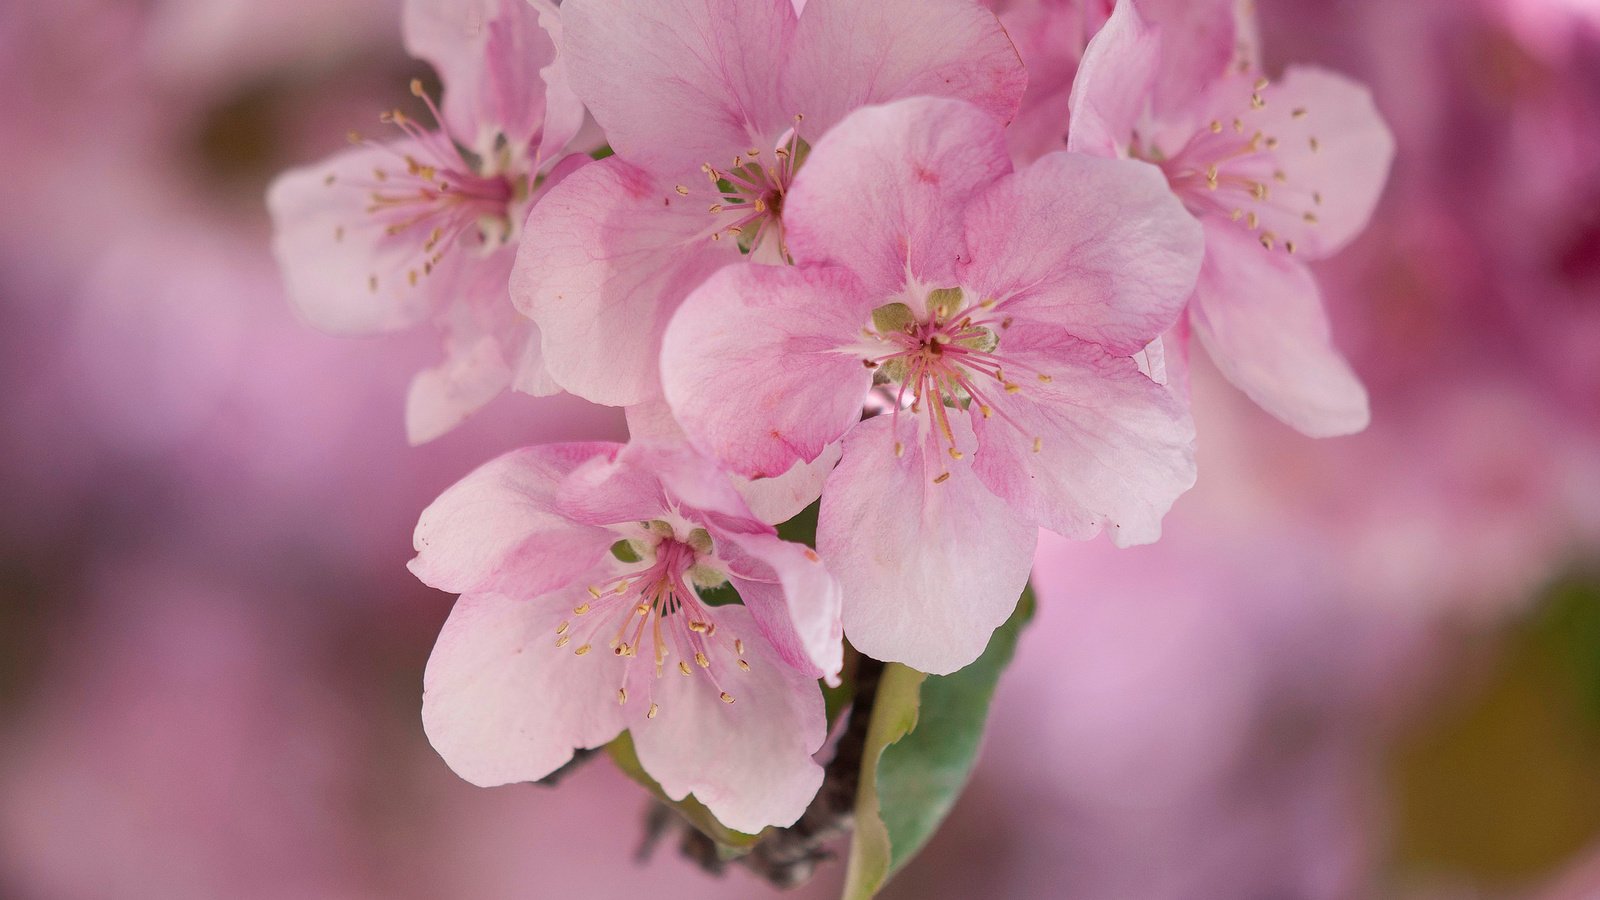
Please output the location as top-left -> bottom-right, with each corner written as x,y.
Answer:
268,0 -> 1392,840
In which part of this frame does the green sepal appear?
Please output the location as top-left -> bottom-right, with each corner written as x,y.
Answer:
841,585 -> 1037,899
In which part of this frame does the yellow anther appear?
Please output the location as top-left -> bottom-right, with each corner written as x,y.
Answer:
574,602 -> 591,615
949,447 -> 963,460
575,644 -> 592,656
720,692 -> 735,704
556,621 -> 570,636
617,688 -> 628,705
933,472 -> 952,484
734,639 -> 745,655
648,703 -> 659,719
679,661 -> 692,676
1032,437 -> 1043,453
1210,120 -> 1223,133
556,635 -> 571,648
695,652 -> 710,668
1292,107 -> 1308,119
738,660 -> 750,671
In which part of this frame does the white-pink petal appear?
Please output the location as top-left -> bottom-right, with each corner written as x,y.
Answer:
422,589 -> 631,787
629,605 -> 825,833
818,416 -> 1037,675
960,151 -> 1203,354
784,97 -> 1014,297
661,264 -> 875,479
1189,221 -> 1369,437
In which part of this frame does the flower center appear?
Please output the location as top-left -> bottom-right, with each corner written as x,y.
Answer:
331,80 -> 528,296
1132,71 -> 1326,256
551,521 -> 749,718
686,115 -> 809,261
863,288 -> 1048,482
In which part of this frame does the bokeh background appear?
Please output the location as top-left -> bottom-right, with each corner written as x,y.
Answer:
3,0 -> 1599,897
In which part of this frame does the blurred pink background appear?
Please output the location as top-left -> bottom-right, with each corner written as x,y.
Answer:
2,1 -> 1599,897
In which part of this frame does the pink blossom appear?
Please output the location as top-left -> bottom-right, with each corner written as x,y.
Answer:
267,0 -> 586,445
511,0 -> 1028,408
661,97 -> 1202,674
1069,0 -> 1395,436
409,442 -> 841,833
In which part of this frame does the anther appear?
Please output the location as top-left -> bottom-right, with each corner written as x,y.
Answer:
933,472 -> 952,484
1259,231 -> 1276,250
1304,212 -> 1319,224
720,692 -> 735,704
675,185 -> 689,196
679,661 -> 692,676
617,688 -> 628,705
738,660 -> 750,671
1309,137 -> 1320,152
575,644 -> 592,656
556,621 -> 570,635
574,602 -> 591,615
734,639 -> 745,655
1033,437 -> 1043,453
648,703 -> 659,719
1292,107 -> 1308,119
556,635 -> 571,648
1210,120 -> 1223,133
695,652 -> 710,668
409,78 -> 426,98
949,448 -> 963,460
894,441 -> 905,458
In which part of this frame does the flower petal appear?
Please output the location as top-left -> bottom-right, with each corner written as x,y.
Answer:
560,0 -> 795,173
960,151 -> 1203,354
1189,221 -> 1369,436
818,416 -> 1036,675
661,264 -> 875,478
409,444 -> 619,596
267,139 -> 459,336
405,332 -> 513,446
736,442 -> 842,525
719,530 -> 844,682
973,324 -> 1196,547
781,0 -> 1027,140
785,97 -> 1013,297
629,605 -> 825,833
1065,0 -> 1160,158
422,588 -> 630,786
513,156 -> 735,407
403,0 -> 558,151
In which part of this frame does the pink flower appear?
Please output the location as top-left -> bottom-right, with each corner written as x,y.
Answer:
1069,0 -> 1395,436
267,0 -> 586,444
409,441 -> 842,833
661,97 -> 1203,674
511,0 -> 1028,408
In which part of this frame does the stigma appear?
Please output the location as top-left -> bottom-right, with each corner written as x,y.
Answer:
327,80 -> 529,296
863,287 -> 1048,481
689,115 -> 808,261
554,519 -> 750,718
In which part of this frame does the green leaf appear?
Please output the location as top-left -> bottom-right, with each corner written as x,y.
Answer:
842,585 -> 1036,899
605,731 -> 763,850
